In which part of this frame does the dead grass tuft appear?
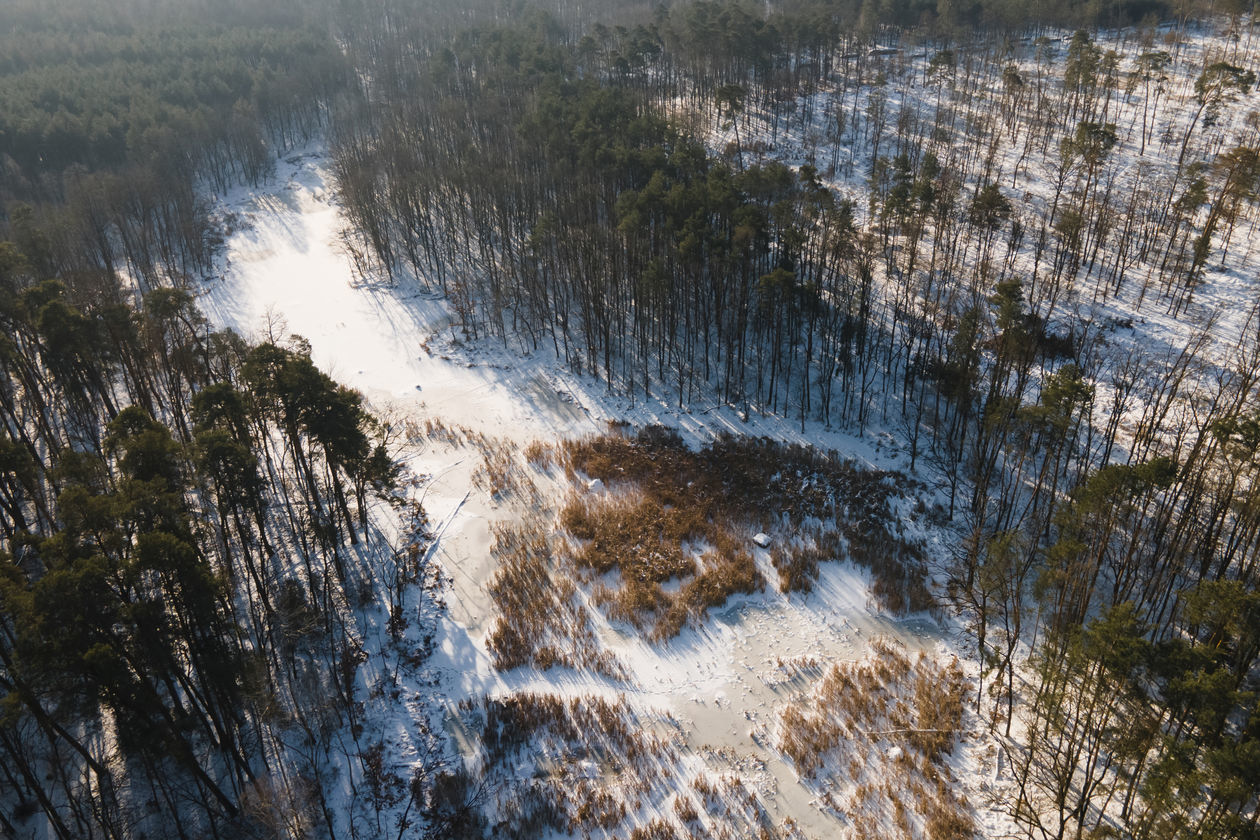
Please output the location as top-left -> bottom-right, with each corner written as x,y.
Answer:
451,686 -> 790,838
471,438 -> 538,503
562,483 -> 762,640
776,641 -> 975,839
478,693 -> 648,769
651,548 -> 759,642
523,439 -> 560,470
416,417 -> 477,447
909,654 -> 967,763
572,783 -> 625,829
494,782 -> 568,839
562,427 -> 933,616
564,491 -> 699,580
486,520 -> 623,678
455,692 -> 721,837
629,818 -> 683,840
674,794 -> 700,825
922,787 -> 974,840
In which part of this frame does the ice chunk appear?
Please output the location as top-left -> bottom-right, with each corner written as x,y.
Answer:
752,532 -> 772,548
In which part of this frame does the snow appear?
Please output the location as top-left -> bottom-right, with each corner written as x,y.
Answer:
202,151 -> 601,444
201,142 -> 990,837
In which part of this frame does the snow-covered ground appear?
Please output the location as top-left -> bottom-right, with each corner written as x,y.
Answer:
715,20 -> 1260,468
201,146 -> 1017,837
202,151 -> 600,443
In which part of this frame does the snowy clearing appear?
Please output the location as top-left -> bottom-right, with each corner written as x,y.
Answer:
202,144 -> 1015,837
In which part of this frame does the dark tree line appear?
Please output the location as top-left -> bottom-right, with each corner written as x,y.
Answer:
0,233 -> 413,837
0,0 -> 350,292
0,3 -> 434,837
332,11 -> 893,426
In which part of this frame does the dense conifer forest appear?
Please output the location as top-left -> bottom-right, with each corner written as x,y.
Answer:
0,3 -> 418,837
1,0 -> 1259,837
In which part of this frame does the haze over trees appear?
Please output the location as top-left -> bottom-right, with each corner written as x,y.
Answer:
0,0 -> 348,293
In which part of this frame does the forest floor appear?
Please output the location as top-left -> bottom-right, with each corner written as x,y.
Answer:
201,146 -> 1022,837
718,21 -> 1260,460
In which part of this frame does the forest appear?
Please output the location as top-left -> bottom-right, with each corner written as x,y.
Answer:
331,2 -> 1260,837
0,1 -> 433,837
1,0 -> 1259,837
